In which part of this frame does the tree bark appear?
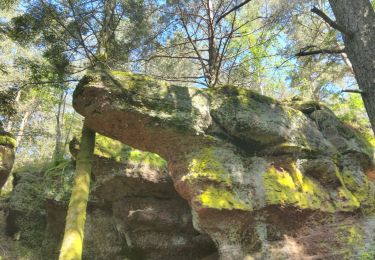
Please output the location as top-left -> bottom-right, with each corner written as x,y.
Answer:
15,110 -> 31,147
328,0 -> 375,134
58,123 -> 95,260
53,90 -> 65,161
98,0 -> 116,60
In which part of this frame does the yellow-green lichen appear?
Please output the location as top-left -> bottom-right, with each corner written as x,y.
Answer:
263,164 -> 335,212
341,171 -> 369,202
198,185 -> 252,210
0,135 -> 16,148
183,148 -> 231,184
94,135 -> 167,168
333,186 -> 361,211
336,170 -> 375,213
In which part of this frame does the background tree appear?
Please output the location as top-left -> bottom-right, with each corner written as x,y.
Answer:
287,0 -> 375,134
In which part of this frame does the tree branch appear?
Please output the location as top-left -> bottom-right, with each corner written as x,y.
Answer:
21,79 -> 79,87
216,0 -> 253,25
311,7 -> 354,38
341,89 -> 364,94
132,55 -> 209,62
296,47 -> 345,57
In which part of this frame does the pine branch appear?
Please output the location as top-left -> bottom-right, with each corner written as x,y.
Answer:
311,7 -> 354,38
296,47 -> 345,57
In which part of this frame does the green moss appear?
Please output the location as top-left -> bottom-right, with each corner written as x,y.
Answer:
363,133 -> 375,148
336,225 -> 365,259
94,135 -> 167,168
0,134 -> 16,148
263,163 -> 365,212
338,170 -> 375,214
183,148 -> 231,184
333,186 -> 361,211
213,84 -> 277,105
351,127 -> 375,157
78,68 -> 212,137
263,164 -> 335,212
341,171 -> 369,201
288,100 -> 322,114
198,185 -> 252,210
359,250 -> 375,260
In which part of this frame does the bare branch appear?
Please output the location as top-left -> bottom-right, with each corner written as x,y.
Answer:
341,89 -> 364,94
296,47 -> 345,57
131,55 -> 209,62
216,0 -> 253,24
178,3 -> 209,83
311,7 -> 354,38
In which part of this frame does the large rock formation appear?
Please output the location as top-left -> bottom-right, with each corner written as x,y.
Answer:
72,69 -> 375,259
4,136 -> 216,259
0,123 -> 15,190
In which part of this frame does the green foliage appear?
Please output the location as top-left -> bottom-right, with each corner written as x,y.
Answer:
0,89 -> 16,117
44,160 -> 75,202
330,94 -> 375,146
0,0 -> 17,10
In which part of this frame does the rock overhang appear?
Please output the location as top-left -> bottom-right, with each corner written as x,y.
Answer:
73,68 -> 375,258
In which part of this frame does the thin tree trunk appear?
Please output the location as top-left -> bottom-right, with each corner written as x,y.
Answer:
54,90 -> 65,161
58,122 -> 95,260
63,112 -> 76,156
328,0 -> 375,134
98,0 -> 115,60
15,110 -> 31,147
59,0 -> 115,256
207,0 -> 216,87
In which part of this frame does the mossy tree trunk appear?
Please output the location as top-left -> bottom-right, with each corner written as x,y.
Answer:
58,122 -> 95,260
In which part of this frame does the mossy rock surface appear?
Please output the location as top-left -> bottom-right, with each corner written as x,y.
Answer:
0,134 -> 16,149
72,68 -> 375,259
0,126 -> 15,190
210,85 -> 336,156
94,134 -> 167,169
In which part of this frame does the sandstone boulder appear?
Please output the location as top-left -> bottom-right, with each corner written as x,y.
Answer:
73,69 -> 375,259
5,136 -> 216,259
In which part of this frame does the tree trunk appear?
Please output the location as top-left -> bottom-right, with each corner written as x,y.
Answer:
328,0 -> 375,134
53,90 -> 66,161
15,110 -> 31,147
98,0 -> 115,60
207,0 -> 217,87
58,123 -> 95,260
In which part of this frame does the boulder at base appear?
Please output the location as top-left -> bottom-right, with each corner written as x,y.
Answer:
73,68 -> 375,259
4,136 -> 216,260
